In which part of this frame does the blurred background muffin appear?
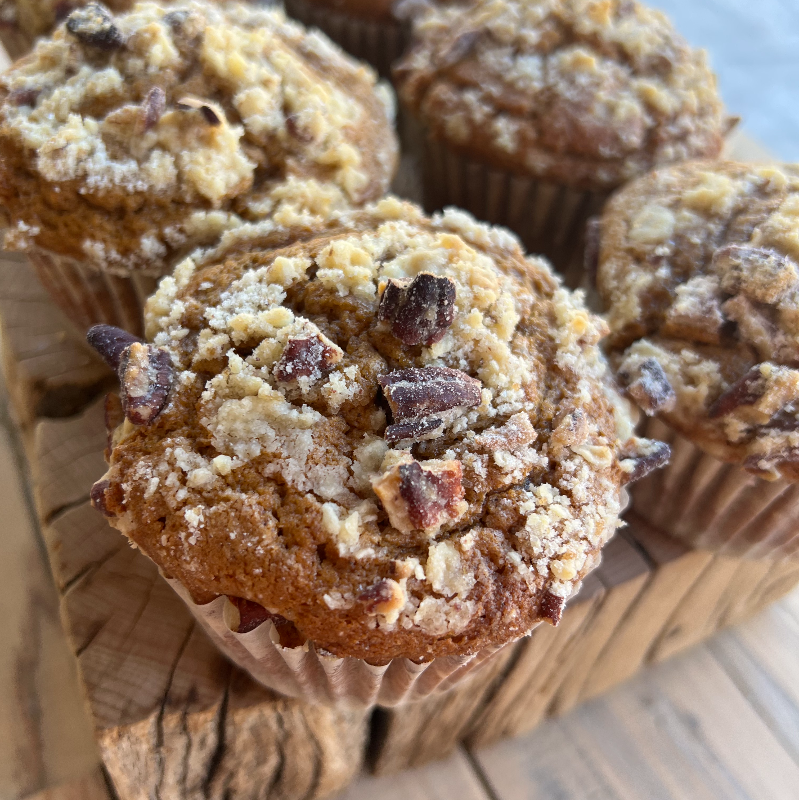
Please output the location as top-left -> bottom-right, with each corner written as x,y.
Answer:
88,198 -> 665,704
0,0 -> 398,334
394,0 -> 732,287
597,160 -> 798,558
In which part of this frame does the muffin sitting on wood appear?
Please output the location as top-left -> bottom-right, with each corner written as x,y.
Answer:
88,199 -> 666,706
394,0 -> 730,286
597,161 -> 798,558
0,0 -> 398,335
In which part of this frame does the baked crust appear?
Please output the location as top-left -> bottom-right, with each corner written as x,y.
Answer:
394,0 -> 727,191
597,161 -> 799,481
95,199 -> 651,662
0,0 -> 398,275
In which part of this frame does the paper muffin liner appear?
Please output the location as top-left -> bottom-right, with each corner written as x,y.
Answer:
631,417 -> 798,560
166,577 -> 515,707
284,0 -> 406,78
0,26 -> 34,62
26,246 -> 159,337
419,135 -> 609,290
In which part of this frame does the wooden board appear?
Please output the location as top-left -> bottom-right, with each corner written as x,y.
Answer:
0,166 -> 797,798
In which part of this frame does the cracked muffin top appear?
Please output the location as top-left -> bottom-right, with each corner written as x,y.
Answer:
90,198 -> 664,662
394,0 -> 727,191
0,0 -> 397,274
597,161 -> 799,482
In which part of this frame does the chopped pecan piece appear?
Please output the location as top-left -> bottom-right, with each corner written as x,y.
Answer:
618,357 -> 676,415
384,416 -> 444,445
708,365 -> 767,418
176,96 -> 223,126
372,458 -> 467,533
713,244 -> 797,304
540,591 -> 565,626
140,86 -> 166,133
89,479 -> 115,517
224,596 -> 272,633
119,342 -> 174,426
378,273 -> 456,347
722,294 -> 795,363
744,447 -> 799,478
380,366 -> 481,429
357,578 -> 405,617
86,323 -> 141,369
762,401 -> 799,432
66,3 -> 124,49
273,334 -> 343,383
619,438 -> 671,484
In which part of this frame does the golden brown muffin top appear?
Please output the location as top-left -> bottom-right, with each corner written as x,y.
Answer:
91,199 -> 663,662
394,0 -> 727,191
0,0 -> 397,274
597,161 -> 799,481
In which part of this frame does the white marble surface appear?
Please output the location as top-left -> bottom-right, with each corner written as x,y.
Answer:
651,0 -> 798,161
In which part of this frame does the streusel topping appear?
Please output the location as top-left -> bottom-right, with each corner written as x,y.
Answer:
598,161 -> 798,480
395,0 -> 727,190
0,0 -> 397,273
92,199 -> 659,661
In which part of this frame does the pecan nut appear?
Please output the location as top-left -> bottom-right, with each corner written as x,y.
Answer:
176,96 -> 223,126
65,3 -> 124,49
372,457 -> 467,533
89,479 -> 115,517
357,578 -> 405,617
380,366 -> 481,442
619,438 -> 671,484
87,325 -> 174,426
619,357 -> 676,415
540,591 -> 565,626
378,273 -> 456,347
141,86 -> 166,133
273,334 -> 343,383
119,343 -> 173,426
708,365 -> 767,418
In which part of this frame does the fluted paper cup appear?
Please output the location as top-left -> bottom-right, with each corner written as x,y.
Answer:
418,136 -> 608,290
284,0 -> 406,78
631,417 -> 798,560
26,246 -> 158,337
167,577 -> 513,708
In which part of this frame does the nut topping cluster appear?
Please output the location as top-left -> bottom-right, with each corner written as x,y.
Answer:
91,204 -> 657,659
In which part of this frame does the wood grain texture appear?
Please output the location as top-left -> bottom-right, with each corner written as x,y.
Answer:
0,389 -> 100,800
0,254 -> 111,431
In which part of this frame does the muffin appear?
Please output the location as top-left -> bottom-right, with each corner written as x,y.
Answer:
88,198 -> 665,705
283,0 -> 408,79
394,0 -> 730,287
597,161 -> 799,559
0,0 -> 398,335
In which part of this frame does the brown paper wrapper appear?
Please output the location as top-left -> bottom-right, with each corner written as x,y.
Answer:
167,577 -> 514,707
631,418 -> 798,560
27,246 -> 158,337
418,135 -> 609,290
0,26 -> 34,62
283,0 -> 406,78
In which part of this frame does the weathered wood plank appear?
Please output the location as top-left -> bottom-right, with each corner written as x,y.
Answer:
0,412 -> 100,800
471,643 -> 798,800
